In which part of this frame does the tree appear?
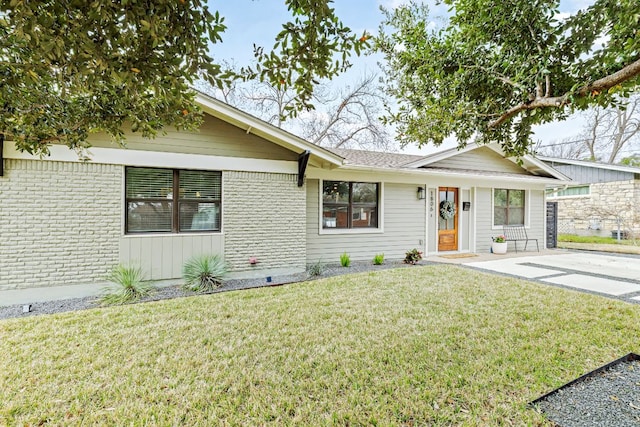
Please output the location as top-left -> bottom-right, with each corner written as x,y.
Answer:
536,95 -> 640,163
0,0 -> 367,156
579,96 -> 640,163
298,73 -> 392,150
199,72 -> 393,151
240,80 -> 300,128
620,154 -> 640,167
534,137 -> 590,160
375,0 -> 640,158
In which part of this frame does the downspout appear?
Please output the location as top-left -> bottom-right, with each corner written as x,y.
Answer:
0,133 -> 4,177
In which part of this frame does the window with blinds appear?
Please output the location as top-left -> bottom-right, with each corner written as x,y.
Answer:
126,167 -> 221,233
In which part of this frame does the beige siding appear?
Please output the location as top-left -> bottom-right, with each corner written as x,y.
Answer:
427,147 -> 528,175
123,172 -> 308,277
87,114 -> 298,161
119,234 -> 224,281
306,180 -> 426,263
224,171 -> 306,272
475,187 -> 546,253
0,159 -> 121,290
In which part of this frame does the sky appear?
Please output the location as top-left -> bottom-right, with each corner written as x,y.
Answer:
207,0 -> 593,155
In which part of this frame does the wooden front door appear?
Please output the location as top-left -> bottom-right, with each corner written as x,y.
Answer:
438,187 -> 458,252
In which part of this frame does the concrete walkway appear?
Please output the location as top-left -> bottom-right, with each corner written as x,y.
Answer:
428,249 -> 640,303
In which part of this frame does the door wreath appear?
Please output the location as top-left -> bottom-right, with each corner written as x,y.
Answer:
439,200 -> 456,220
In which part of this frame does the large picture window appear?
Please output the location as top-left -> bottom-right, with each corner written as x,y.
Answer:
322,181 -> 378,229
494,189 -> 525,226
126,167 -> 221,233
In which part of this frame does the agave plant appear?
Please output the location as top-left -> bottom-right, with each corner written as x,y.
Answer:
101,263 -> 153,305
183,254 -> 228,293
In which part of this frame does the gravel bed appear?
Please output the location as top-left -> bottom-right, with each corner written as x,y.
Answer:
0,260 -> 423,321
534,358 -> 640,427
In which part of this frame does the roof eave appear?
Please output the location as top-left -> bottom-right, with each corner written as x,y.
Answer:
340,164 -> 570,185
538,156 -> 640,174
195,92 -> 344,167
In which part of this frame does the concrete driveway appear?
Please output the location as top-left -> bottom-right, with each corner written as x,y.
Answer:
459,250 -> 640,303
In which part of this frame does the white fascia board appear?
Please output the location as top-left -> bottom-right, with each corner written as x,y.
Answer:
403,143 -> 570,180
4,143 -> 298,174
486,146 -> 571,180
521,156 -> 572,181
402,143 -> 482,168
195,93 -> 344,167
307,164 -> 568,187
538,156 -> 640,174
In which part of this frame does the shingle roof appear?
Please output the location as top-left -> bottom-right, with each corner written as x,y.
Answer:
327,148 -> 425,168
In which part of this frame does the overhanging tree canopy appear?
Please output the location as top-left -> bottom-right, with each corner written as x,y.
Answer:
375,0 -> 640,157
0,0 -> 366,156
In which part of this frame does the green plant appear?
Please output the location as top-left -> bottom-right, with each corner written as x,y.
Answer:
101,263 -> 153,305
340,252 -> 351,267
307,259 -> 325,277
493,235 -> 506,243
183,254 -> 228,293
403,248 -> 423,265
373,253 -> 385,265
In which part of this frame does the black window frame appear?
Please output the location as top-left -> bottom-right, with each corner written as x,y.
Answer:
125,167 -> 222,234
322,181 -> 379,229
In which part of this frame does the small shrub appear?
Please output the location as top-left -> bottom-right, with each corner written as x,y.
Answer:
183,254 -> 228,293
404,248 -> 423,265
373,253 -> 385,265
308,259 -> 325,277
101,263 -> 153,305
340,252 -> 351,267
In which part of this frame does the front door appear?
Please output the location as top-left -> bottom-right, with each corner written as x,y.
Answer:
438,187 -> 458,251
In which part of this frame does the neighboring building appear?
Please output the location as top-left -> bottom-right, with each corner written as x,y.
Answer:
541,157 -> 640,237
0,93 -> 567,291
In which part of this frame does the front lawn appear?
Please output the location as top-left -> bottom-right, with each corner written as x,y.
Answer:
558,233 -> 636,245
2,265 -> 639,425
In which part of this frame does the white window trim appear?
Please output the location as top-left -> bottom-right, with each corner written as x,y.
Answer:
491,188 -> 530,230
547,184 -> 591,199
318,180 -> 384,235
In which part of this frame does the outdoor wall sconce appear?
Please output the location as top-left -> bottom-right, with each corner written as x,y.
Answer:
417,186 -> 426,200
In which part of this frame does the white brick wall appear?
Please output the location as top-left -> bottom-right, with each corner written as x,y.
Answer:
0,159 -> 121,290
223,171 -> 306,271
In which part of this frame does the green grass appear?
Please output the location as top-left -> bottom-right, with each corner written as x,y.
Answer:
558,233 -> 635,245
2,265 -> 640,425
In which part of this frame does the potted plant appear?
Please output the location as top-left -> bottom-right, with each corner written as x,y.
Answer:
492,235 -> 508,254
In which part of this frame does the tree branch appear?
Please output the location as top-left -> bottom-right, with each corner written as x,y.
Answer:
488,57 -> 640,129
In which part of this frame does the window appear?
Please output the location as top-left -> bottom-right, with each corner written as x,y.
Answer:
494,189 -> 525,226
546,185 -> 590,198
322,181 -> 378,229
126,167 -> 221,233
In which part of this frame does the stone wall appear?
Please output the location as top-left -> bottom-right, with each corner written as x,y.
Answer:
554,179 -> 640,236
223,171 -> 306,272
0,159 -> 121,290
